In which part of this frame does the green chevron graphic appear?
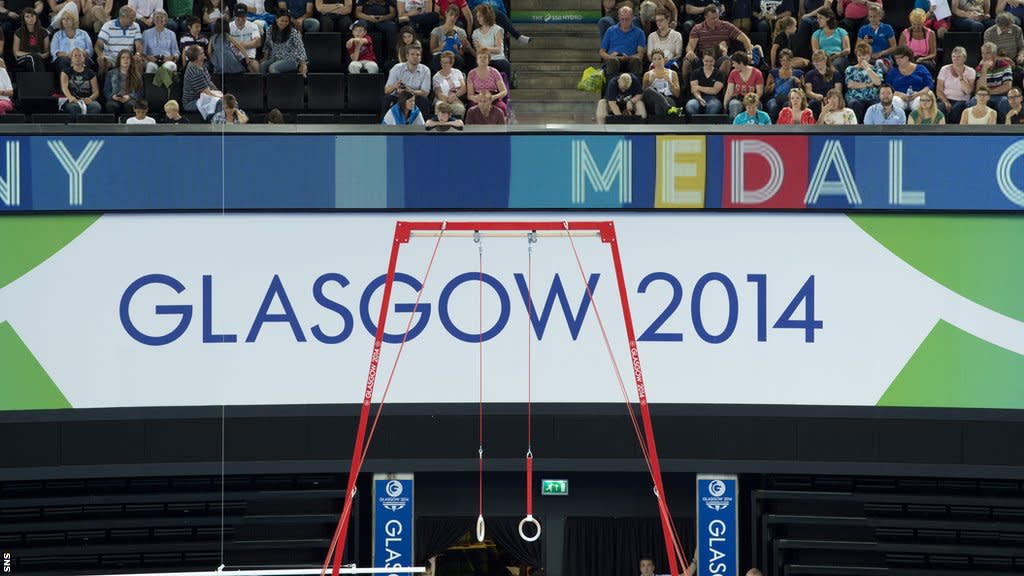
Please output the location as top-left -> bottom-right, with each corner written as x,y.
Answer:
0,321 -> 71,410
878,320 -> 1024,409
850,215 -> 1024,324
0,215 -> 100,291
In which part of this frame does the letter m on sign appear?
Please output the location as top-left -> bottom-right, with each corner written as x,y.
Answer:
571,139 -> 632,205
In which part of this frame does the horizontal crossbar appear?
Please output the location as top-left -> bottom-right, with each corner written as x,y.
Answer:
394,221 -> 616,243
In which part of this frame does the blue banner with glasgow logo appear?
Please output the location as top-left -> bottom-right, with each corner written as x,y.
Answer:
373,474 -> 414,575
696,474 -> 738,576
0,132 -> 1021,212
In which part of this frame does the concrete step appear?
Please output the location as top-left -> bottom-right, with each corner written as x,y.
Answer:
515,72 -> 582,90
513,88 -> 594,101
514,23 -> 600,36
513,100 -> 596,122
514,48 -> 600,63
514,61 -> 590,73
512,34 -> 598,49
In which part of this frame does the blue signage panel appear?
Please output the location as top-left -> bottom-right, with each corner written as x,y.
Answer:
696,474 -> 738,576
373,475 -> 414,575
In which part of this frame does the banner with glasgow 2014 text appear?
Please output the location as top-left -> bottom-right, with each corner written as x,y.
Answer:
0,213 -> 1022,411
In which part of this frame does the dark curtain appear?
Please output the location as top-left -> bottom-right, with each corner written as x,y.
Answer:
416,516 -> 474,565
489,517 -> 543,570
563,517 -> 694,576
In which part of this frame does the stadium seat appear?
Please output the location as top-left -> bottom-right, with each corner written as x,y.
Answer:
143,73 -> 183,112
941,32 -> 983,66
304,32 -> 345,72
346,73 -> 384,114
16,72 -> 56,105
0,113 -> 28,123
76,114 -> 117,123
336,113 -> 380,124
307,73 -> 345,111
265,74 -> 306,111
30,113 -> 73,123
223,74 -> 265,112
295,113 -> 336,123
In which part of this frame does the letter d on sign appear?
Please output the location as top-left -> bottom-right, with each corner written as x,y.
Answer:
730,140 -> 784,204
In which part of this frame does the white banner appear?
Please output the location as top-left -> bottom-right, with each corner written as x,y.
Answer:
1,213 -> 1021,410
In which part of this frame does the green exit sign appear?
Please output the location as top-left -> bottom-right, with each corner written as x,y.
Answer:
541,479 -> 569,496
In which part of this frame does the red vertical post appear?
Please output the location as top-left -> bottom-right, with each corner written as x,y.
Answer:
322,222 -> 409,576
603,222 -> 682,576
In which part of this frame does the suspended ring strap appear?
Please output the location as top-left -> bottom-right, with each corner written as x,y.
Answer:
476,514 -> 486,543
518,514 -> 542,542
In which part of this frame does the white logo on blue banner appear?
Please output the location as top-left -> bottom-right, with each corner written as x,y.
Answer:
696,474 -> 738,576
373,474 -> 414,575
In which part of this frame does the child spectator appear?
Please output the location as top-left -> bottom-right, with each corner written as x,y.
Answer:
732,92 -> 772,123
126,98 -> 156,123
772,16 -> 808,68
211,93 -> 249,123
266,107 -> 285,122
425,100 -> 465,129
162,99 -> 190,122
348,19 -> 380,72
179,17 -> 209,69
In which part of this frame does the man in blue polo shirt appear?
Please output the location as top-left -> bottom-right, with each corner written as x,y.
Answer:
600,5 -> 646,77
864,83 -> 907,124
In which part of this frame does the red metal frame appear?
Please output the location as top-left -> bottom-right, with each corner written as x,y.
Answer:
323,220 -> 682,576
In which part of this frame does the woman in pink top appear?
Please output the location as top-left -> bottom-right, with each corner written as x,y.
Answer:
722,50 -> 764,119
467,50 -> 508,114
935,45 -> 974,123
777,88 -> 816,123
899,9 -> 936,73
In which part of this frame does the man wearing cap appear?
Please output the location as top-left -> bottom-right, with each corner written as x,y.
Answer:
236,0 -> 276,29
229,3 -> 262,72
278,0 -> 320,32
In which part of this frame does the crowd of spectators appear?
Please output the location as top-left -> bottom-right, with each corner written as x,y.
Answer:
596,0 -> 1024,124
0,0 -> 522,123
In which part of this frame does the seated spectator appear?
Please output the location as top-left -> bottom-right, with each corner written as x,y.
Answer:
961,84 -> 997,122
642,48 -> 681,118
732,92 -> 772,123
465,89 -> 505,123
647,8 -> 682,67
857,6 -> 895,64
211,92 -> 249,123
52,10 -> 93,74
600,5 -> 646,78
637,0 -> 676,35
390,24 -> 417,69
182,44 -> 220,112
356,0 -> 399,59
162,98 -> 190,122
179,17 -> 209,69
125,97 -> 156,123
142,9 -> 179,72
432,50 -> 466,115
466,49 -> 507,113
793,0 -> 834,58
886,45 -> 934,109
210,19 -> 248,72
60,47 -> 101,115
316,0 -> 353,33
467,0 -> 529,43
777,87 -> 816,122
765,48 -> 804,119
398,0 -> 439,36
262,9 -> 309,74
435,0 -> 473,34
811,8 -> 849,71
899,8 -> 937,73
348,19 -> 380,72
96,6 -> 143,76
1005,87 -> 1024,123
679,0 -> 719,37
598,0 -> 639,39
804,48 -> 844,115
936,45 -> 975,123
472,4 -> 510,77
995,0 -> 1024,24
838,0 -> 875,38
203,0 -> 227,29
266,107 -> 284,122
816,87 -> 858,122
237,0 -> 276,29
951,0 -> 992,34
384,42 -> 432,113
748,0 -> 795,37
722,50 -> 763,119
864,82 -> 906,123
773,16 -> 809,68
278,0 -> 319,33
596,71 -> 646,123
907,87 -> 944,122
80,0 -> 112,36
983,13 -> 1024,71
681,5 -> 751,78
382,88 -> 425,124
685,49 -> 725,116
103,49 -> 142,113
844,40 -> 882,119
429,6 -> 470,70
425,100 -> 464,129
13,8 -> 49,72
47,0 -> 79,33
227,5 -> 262,72
0,60 -> 13,115
974,40 -> 1013,120
129,0 -> 166,30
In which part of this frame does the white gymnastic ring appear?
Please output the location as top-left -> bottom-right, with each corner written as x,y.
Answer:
476,514 -> 486,542
518,514 -> 541,542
